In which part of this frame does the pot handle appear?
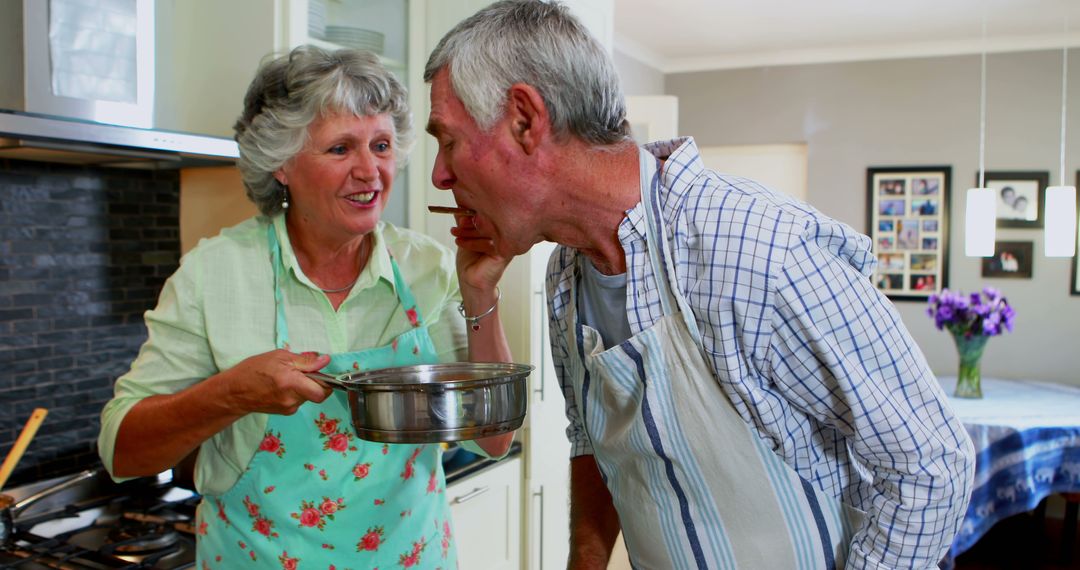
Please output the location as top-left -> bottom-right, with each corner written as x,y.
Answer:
304,371 -> 353,390
13,469 -> 98,518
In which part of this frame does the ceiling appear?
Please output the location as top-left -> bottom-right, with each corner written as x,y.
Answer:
612,0 -> 1080,73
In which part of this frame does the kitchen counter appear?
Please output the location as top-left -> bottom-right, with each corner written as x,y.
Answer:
444,441 -> 522,485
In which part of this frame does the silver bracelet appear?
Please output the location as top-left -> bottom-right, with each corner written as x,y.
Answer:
458,287 -> 501,332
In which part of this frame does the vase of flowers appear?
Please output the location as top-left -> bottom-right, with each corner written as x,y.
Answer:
926,287 -> 1016,398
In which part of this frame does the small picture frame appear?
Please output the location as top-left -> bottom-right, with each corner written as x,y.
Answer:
867,166 -> 950,301
981,241 -> 1034,279
982,171 -> 1048,228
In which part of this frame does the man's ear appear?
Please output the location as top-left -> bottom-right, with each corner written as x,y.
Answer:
506,83 -> 549,155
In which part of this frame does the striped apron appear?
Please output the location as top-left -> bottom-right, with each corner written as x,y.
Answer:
561,149 -> 861,569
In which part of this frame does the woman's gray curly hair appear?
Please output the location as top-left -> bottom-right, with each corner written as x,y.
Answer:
234,45 -> 413,216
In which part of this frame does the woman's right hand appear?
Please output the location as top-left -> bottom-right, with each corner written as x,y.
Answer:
112,349 -> 332,478
220,349 -> 333,415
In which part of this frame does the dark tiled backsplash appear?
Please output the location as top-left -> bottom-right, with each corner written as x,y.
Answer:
0,159 -> 180,487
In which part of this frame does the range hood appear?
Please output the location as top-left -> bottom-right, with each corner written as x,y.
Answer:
0,110 -> 239,170
0,0 -> 238,170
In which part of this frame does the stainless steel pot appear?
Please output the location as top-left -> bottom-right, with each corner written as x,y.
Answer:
0,469 -> 97,548
306,362 -> 532,443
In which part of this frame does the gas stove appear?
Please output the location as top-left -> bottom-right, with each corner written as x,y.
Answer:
1,469 -> 198,569
0,444 -> 518,569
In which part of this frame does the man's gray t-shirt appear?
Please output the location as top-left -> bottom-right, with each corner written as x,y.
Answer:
576,259 -> 632,348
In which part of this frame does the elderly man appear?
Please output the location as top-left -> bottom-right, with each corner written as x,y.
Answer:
424,1 -> 974,568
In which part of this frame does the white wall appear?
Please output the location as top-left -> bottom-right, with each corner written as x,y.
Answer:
615,48 -> 665,96
665,49 -> 1079,384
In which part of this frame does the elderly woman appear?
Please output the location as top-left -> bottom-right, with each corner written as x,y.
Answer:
97,46 -> 513,568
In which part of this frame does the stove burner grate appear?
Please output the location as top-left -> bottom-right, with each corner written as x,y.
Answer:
2,475 -> 200,569
105,525 -> 181,554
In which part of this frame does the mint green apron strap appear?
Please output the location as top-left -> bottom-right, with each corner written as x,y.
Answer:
267,224 -> 290,350
388,250 -> 426,328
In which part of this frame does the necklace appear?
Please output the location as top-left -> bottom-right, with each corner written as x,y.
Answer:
315,236 -> 370,294
319,278 -> 358,294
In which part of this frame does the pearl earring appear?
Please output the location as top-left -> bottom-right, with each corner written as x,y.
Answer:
281,185 -> 290,210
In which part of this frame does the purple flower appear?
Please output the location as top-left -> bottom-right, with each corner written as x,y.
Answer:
982,312 -> 1001,335
926,287 -> 1017,338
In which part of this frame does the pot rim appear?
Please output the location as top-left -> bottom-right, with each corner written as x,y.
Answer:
326,362 -> 533,392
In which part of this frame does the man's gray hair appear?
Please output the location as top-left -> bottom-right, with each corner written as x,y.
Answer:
424,0 -> 630,146
234,45 -> 413,216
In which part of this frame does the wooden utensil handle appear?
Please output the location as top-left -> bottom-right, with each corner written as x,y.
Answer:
427,205 -> 476,215
0,408 -> 48,491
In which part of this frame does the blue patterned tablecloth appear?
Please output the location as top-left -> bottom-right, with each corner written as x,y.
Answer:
940,376 -> 1080,559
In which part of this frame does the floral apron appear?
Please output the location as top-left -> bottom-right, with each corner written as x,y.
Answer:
195,226 -> 457,569
561,149 -> 861,569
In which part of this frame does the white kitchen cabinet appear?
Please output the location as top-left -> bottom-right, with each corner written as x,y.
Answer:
448,457 -> 523,570
520,242 -> 573,570
281,0 -> 408,71
160,0 -> 414,228
154,0 -> 277,138
158,0 -> 408,139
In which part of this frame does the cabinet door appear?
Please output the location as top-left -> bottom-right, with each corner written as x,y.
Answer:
524,242 -> 572,570
156,0 -> 277,137
448,457 -> 522,570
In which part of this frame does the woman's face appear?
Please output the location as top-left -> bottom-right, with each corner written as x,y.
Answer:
276,111 -> 396,239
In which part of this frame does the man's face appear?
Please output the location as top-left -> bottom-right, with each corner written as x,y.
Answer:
426,69 -> 536,258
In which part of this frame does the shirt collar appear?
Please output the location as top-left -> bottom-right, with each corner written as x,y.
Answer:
618,136 -> 701,246
271,214 -> 397,295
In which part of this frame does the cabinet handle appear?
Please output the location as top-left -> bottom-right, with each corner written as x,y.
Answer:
533,486 -> 545,569
451,486 -> 490,504
534,290 -> 545,401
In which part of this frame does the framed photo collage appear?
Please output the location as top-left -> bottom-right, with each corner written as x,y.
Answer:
867,166 -> 950,301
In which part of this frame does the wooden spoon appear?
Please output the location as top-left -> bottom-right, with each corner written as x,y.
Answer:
0,408 -> 48,492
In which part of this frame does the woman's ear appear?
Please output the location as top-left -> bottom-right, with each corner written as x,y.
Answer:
506,83 -> 550,155
273,170 -> 288,187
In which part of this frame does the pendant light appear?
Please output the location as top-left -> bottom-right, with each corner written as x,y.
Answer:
1045,20 -> 1077,258
965,16 -> 997,257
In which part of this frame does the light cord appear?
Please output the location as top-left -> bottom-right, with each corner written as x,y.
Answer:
1059,18 -> 1070,186
978,14 -> 987,189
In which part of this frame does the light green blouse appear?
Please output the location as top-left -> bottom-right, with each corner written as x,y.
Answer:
98,215 -> 468,495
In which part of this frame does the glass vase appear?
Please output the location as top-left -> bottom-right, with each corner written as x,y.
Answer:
952,332 -> 989,399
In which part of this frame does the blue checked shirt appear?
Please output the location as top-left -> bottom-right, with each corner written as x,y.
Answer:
546,138 -> 975,569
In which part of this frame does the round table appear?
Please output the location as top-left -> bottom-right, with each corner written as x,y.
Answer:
938,376 -> 1080,559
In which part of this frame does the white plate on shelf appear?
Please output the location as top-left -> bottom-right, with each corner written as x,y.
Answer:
308,0 -> 326,39
324,25 -> 384,54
